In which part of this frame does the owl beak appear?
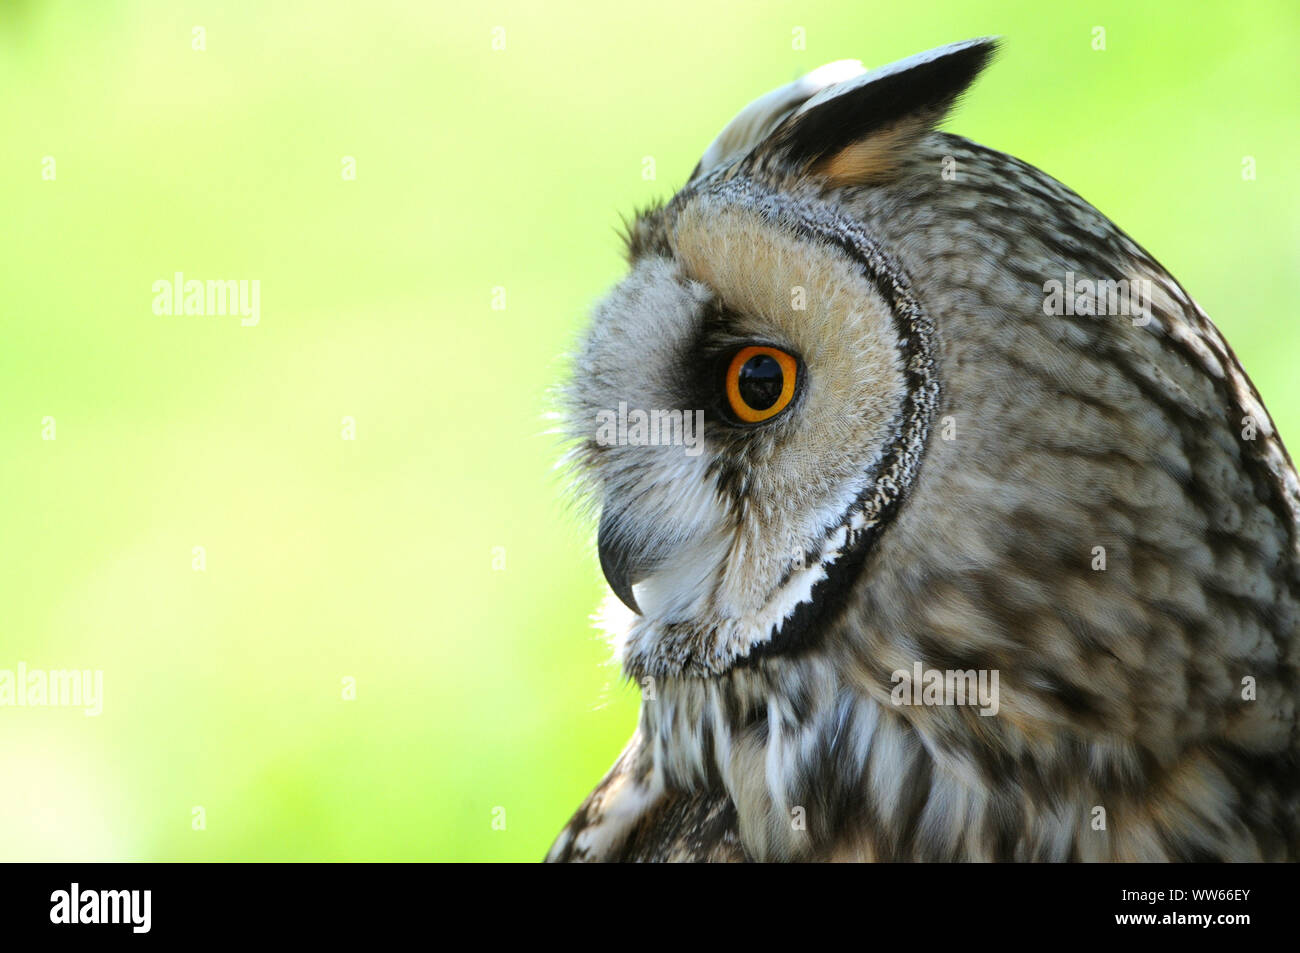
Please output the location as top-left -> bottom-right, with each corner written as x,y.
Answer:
597,507 -> 643,615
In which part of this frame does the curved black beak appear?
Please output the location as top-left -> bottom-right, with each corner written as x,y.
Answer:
597,507 -> 644,615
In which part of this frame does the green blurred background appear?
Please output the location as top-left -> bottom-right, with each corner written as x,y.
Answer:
1,0 -> 1296,861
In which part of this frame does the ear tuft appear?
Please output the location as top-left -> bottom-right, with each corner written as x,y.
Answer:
691,59 -> 868,183
755,37 -> 998,187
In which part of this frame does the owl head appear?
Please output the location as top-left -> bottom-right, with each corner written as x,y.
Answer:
563,40 -> 1010,680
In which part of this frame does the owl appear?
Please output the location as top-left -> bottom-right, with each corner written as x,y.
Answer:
547,38 -> 1300,862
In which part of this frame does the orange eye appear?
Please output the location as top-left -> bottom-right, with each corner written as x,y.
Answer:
725,345 -> 798,423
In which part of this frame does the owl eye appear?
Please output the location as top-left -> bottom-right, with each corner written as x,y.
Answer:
725,345 -> 799,423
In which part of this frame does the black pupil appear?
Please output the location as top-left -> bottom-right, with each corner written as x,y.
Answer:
738,354 -> 784,411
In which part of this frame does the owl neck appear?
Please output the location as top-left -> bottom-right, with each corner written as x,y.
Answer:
637,651 -> 928,860
638,649 -> 1065,861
